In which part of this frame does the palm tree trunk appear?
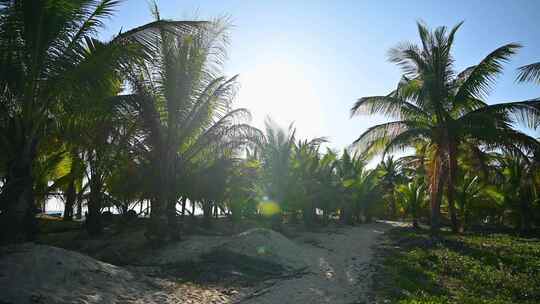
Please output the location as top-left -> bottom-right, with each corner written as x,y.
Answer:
0,143 -> 38,244
412,202 -> 419,229
519,189 -> 532,234
181,197 -> 187,218
203,200 -> 212,227
447,144 -> 459,233
429,157 -> 445,234
148,146 -> 172,242
389,194 -> 397,220
167,199 -> 180,240
87,161 -> 103,236
63,177 -> 76,221
76,195 -> 82,220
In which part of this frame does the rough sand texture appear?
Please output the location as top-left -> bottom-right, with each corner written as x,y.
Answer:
0,221 -> 403,304
0,244 -> 173,304
0,244 -> 236,304
142,228 -> 307,272
238,221 -> 404,304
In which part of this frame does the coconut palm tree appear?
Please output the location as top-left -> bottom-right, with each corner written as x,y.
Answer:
260,119 -> 298,210
378,156 -> 403,219
259,119 -> 326,224
396,181 -> 426,229
337,150 -> 379,224
494,150 -> 538,233
351,22 -> 540,233
0,0 -> 133,243
120,14 -> 261,241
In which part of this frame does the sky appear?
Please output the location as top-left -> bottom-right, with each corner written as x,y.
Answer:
101,0 -> 540,150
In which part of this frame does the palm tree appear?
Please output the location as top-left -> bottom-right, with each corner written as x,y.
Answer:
396,181 -> 426,229
315,150 -> 340,225
351,22 -> 540,233
0,0 -> 132,243
259,119 -> 326,225
378,156 -> 402,219
337,150 -> 379,224
121,15 -> 260,241
454,174 -> 482,231
495,150 -> 537,233
260,119 -> 297,211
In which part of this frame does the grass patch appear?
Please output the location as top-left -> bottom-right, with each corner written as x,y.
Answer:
372,228 -> 540,304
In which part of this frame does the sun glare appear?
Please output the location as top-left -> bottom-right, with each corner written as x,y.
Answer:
237,60 -> 328,140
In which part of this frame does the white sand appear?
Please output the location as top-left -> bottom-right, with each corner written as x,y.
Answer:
0,221 -> 404,304
238,222 -> 405,304
0,243 -> 172,304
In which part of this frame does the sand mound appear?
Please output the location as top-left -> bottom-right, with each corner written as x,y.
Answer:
216,228 -> 307,272
0,243 -> 168,304
141,228 -> 308,276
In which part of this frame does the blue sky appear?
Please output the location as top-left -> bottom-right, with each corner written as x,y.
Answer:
101,0 -> 540,150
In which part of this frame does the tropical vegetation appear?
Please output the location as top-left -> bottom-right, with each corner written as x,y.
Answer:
1,1 -> 539,249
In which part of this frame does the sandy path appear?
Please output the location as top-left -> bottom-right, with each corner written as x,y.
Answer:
239,222 -> 401,304
0,222 -> 401,304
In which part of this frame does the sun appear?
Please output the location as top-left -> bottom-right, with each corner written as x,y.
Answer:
236,60 -> 328,140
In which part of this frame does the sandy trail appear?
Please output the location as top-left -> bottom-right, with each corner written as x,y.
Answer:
238,221 -> 401,304
0,221 -> 402,304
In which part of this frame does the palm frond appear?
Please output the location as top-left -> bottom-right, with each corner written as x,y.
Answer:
517,62 -> 540,83
459,99 -> 540,130
351,120 -> 429,157
455,43 -> 521,100
351,95 -> 428,120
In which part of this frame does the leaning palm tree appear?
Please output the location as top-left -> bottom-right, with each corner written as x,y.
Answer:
351,22 -> 540,233
122,14 -> 261,242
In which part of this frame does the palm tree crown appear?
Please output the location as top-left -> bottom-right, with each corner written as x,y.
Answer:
351,22 -> 540,232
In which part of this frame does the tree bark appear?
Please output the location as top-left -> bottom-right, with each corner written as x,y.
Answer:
63,178 -> 76,221
519,196 -> 532,234
86,152 -> 103,236
412,201 -> 419,229
147,145 -> 172,243
76,195 -> 82,220
167,199 -> 180,241
447,144 -> 459,233
203,200 -> 212,227
0,145 -> 38,244
181,197 -> 186,218
429,157 -> 445,235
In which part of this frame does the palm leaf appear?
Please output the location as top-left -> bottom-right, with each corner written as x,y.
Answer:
455,43 -> 521,100
517,62 -> 540,83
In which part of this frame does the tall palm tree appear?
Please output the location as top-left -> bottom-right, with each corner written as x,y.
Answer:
122,15 -> 260,241
351,22 -> 540,233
